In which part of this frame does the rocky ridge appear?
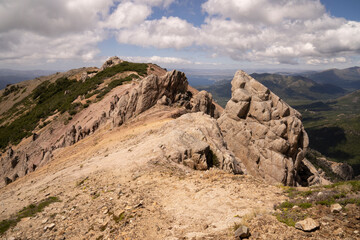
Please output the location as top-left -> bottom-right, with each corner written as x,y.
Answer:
1,59 -> 338,188
0,59 -> 359,239
0,61 -> 222,188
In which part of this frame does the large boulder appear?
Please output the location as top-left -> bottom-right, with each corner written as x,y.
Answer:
157,112 -> 244,174
100,56 -> 124,71
218,70 -> 309,185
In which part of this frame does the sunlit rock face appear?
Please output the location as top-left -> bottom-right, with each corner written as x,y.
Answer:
218,70 -> 309,186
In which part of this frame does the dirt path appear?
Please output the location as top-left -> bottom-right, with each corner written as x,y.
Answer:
0,116 -> 286,239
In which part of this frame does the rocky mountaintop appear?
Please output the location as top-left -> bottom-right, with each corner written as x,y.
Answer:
0,57 -> 359,239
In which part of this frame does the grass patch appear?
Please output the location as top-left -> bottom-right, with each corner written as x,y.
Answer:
324,180 -> 360,192
0,196 -> 60,235
277,201 -> 295,210
298,202 -> 312,209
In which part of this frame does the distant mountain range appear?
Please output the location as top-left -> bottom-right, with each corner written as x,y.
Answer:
197,73 -> 349,107
0,69 -> 56,90
304,66 -> 360,90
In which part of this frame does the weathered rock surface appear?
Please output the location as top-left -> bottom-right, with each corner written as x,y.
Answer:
316,156 -> 354,180
100,56 -> 124,70
234,225 -> 250,239
298,159 -> 332,186
157,112 -> 243,173
295,218 -> 320,232
218,70 -> 309,185
330,203 -> 342,213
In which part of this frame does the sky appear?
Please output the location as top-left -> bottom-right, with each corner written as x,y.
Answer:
0,0 -> 360,72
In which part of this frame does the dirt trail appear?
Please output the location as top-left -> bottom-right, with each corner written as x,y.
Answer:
0,113 -> 286,239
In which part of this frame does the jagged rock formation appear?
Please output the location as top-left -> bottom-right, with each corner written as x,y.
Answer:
218,70 -> 309,185
158,112 -> 243,173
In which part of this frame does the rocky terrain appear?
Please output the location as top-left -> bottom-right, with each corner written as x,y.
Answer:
0,57 -> 359,239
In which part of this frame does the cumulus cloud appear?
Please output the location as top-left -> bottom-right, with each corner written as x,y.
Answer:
1,0 -> 360,67
121,55 -> 192,64
103,2 -> 152,29
195,0 -> 360,64
202,0 -> 325,24
116,16 -> 198,49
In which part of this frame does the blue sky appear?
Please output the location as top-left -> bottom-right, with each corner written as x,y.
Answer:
0,0 -> 360,72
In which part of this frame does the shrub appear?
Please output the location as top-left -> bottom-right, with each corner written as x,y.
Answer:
0,197 -> 60,235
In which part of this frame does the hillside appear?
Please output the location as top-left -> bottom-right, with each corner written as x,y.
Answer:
305,67 -> 360,90
295,90 -> 360,175
251,74 -> 346,103
0,60 -> 359,239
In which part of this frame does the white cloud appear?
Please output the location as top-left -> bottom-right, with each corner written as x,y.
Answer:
1,0 -> 360,68
132,0 -> 175,8
103,2 -> 152,29
306,57 -> 347,65
0,0 -> 113,37
121,55 -> 192,65
196,0 -> 360,64
116,16 -> 198,49
202,0 -> 325,24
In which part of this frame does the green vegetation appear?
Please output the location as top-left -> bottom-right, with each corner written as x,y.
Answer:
291,91 -> 360,175
298,202 -> 312,209
274,211 -> 298,227
0,197 -> 60,235
323,180 -> 360,192
0,62 -> 148,150
274,180 -> 360,227
2,85 -> 22,97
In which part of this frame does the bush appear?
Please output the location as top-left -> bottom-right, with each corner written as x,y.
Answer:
0,197 -> 60,235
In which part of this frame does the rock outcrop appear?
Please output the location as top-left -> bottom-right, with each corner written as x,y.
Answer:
100,56 -> 124,71
218,70 -> 309,185
110,70 -> 218,127
158,112 -> 243,173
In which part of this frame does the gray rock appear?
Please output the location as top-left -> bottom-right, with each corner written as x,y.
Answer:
157,113 -> 243,174
295,218 -> 319,232
100,56 -> 124,71
330,203 -> 342,213
218,70 -> 309,185
234,225 -> 250,239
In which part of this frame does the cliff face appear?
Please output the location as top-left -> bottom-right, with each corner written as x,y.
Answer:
218,70 -> 309,185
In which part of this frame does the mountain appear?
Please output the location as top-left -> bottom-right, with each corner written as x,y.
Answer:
198,73 -> 347,107
305,66 -> 360,90
251,73 -> 346,102
0,69 -> 55,90
0,58 -> 358,239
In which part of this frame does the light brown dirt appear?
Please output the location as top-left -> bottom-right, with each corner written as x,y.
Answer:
0,110 -> 286,239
